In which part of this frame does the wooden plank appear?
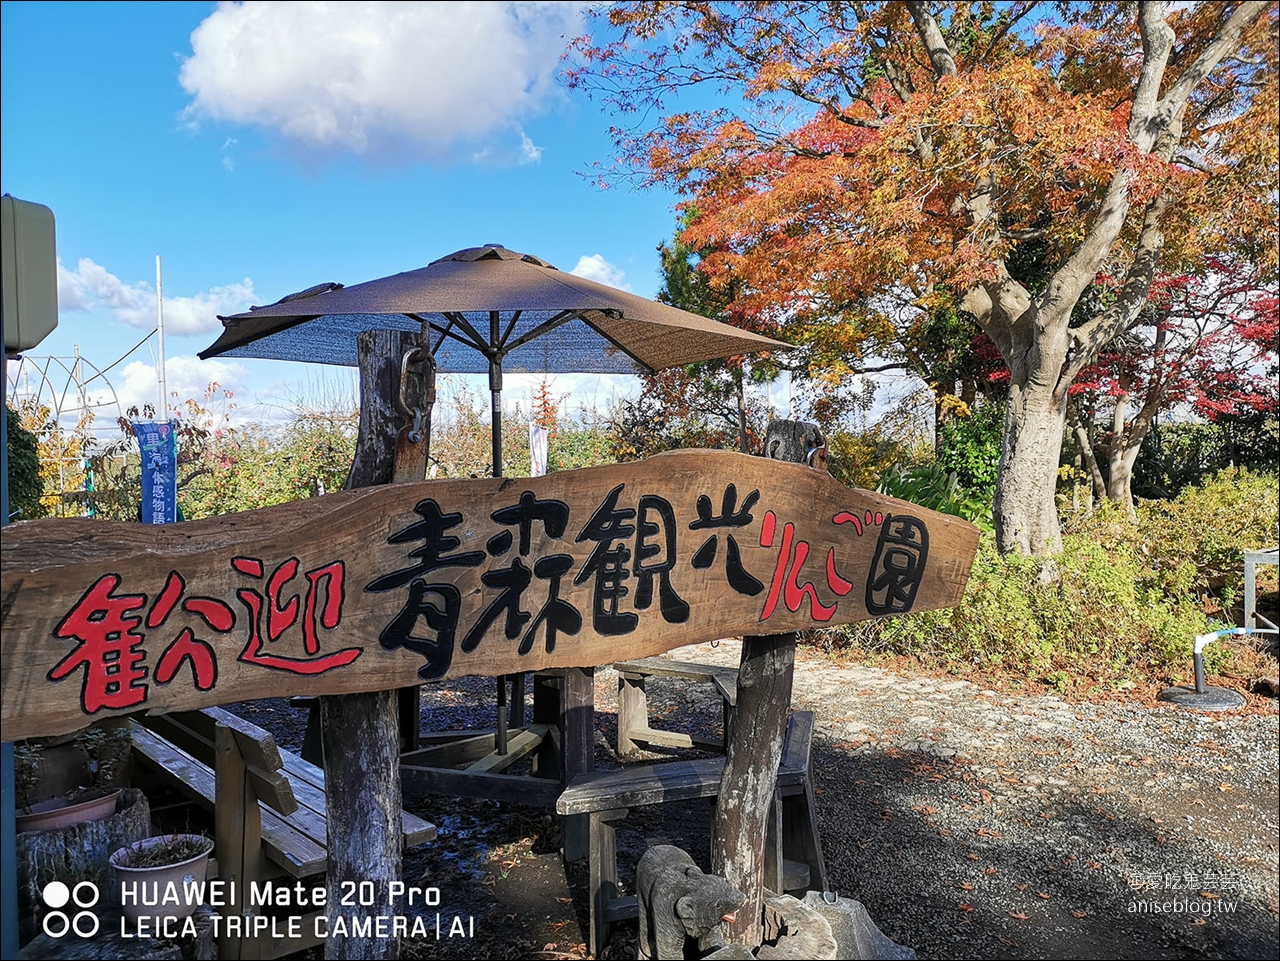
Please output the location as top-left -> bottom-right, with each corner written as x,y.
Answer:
613,657 -> 740,686
616,674 -> 647,757
277,749 -> 437,847
402,728 -> 532,768
779,710 -> 815,777
557,757 -> 726,814
140,712 -> 299,817
712,673 -> 738,709
624,727 -> 725,752
401,764 -> 562,806
3,451 -> 979,738
129,723 -> 326,877
464,725 -> 547,773
557,718 -> 809,817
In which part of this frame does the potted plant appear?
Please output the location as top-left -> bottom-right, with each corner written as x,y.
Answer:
14,723 -> 132,833
110,834 -> 214,924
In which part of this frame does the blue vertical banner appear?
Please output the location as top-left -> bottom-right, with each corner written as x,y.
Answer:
132,420 -> 178,524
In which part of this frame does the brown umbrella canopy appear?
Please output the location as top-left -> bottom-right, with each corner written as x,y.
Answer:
200,244 -> 784,374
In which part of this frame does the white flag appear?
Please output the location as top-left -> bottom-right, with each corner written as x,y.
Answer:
530,424 -> 549,477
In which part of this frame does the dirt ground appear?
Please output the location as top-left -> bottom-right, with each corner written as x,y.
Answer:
227,639 -> 1279,961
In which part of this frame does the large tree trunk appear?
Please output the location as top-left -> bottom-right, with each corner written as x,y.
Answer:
993,349 -> 1068,557
1104,428 -> 1149,515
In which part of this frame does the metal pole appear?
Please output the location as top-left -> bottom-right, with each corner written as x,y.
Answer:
156,255 -> 167,419
2,266 -> 18,960
489,311 -> 502,479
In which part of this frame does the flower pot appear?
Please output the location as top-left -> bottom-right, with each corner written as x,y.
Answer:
109,834 -> 214,924
16,788 -> 122,834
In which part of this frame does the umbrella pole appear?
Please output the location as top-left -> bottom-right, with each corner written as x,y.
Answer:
488,346 -> 513,754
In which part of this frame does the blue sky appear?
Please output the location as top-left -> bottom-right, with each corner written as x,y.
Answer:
2,1 -> 698,427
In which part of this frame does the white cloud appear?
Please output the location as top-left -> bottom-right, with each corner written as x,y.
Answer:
179,1 -> 583,162
57,258 -> 254,336
105,355 -> 252,421
569,254 -> 631,291
221,137 -> 238,172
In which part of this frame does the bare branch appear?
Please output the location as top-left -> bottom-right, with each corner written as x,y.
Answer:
1159,1 -> 1270,115
903,1 -> 959,78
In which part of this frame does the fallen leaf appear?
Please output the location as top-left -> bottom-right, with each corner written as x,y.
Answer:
1036,892 -> 1052,900
958,903 -> 974,912
967,853 -> 982,861
1192,918 -> 1207,926
1009,911 -> 1030,920
984,867 -> 999,875
958,882 -> 975,891
1016,883 -> 1029,892
1072,910 -> 1088,919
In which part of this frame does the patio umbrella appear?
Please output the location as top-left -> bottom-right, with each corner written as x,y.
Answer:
200,243 -> 786,476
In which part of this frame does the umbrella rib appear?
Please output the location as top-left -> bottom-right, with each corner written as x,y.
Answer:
442,311 -> 492,352
498,311 -> 522,350
429,315 -> 457,355
409,312 -> 488,352
577,312 -> 657,374
501,310 -> 579,355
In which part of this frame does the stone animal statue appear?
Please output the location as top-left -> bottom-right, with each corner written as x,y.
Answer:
764,418 -> 827,472
636,845 -> 747,960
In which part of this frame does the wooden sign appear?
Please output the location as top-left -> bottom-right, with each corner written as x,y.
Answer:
1,451 -> 979,739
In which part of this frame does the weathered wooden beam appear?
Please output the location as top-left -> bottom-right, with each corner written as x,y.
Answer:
321,328 -> 418,961
321,689 -> 401,961
2,451 -> 976,740
712,418 -> 819,947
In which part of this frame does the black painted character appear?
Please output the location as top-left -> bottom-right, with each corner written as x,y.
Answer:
633,495 -> 690,624
466,492 -> 581,655
574,484 -> 639,636
688,484 -> 764,596
865,514 -> 929,615
365,499 -> 484,679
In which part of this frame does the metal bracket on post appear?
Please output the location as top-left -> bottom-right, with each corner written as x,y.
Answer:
393,347 -> 435,486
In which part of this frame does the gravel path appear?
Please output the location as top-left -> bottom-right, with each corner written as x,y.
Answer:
233,641 -> 1278,960
596,641 -> 1279,960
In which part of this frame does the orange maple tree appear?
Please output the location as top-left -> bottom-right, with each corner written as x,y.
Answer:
569,1 -> 1278,556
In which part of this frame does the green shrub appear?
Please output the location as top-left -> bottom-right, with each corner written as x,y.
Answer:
821,468 -> 1278,685
876,462 -> 992,528
937,401 -> 1003,497
5,405 -> 45,520
830,530 -> 1208,682
1131,467 -> 1278,600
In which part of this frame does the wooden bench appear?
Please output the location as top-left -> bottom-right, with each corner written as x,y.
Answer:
558,710 -> 826,957
130,707 -> 436,960
613,657 -> 740,755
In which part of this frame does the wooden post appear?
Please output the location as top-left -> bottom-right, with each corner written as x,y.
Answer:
322,691 -> 401,960
711,418 -> 823,947
321,328 -> 424,961
215,724 -> 264,961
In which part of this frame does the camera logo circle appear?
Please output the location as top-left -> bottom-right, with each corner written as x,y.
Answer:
42,880 -> 100,938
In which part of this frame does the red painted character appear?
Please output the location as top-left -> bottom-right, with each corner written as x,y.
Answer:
758,511 -> 837,623
50,575 -> 151,713
232,557 -> 361,674
49,570 -> 234,712
149,571 -> 229,691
